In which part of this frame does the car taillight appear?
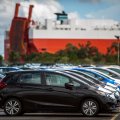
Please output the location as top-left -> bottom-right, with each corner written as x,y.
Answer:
0,82 -> 7,89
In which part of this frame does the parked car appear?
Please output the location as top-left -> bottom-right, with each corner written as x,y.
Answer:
62,70 -> 120,101
0,70 -> 118,116
73,68 -> 120,89
100,66 -> 120,75
0,67 -> 22,73
91,67 -> 120,80
90,68 -> 120,86
64,70 -> 119,93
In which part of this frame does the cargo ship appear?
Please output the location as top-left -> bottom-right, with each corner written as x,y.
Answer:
4,3 -> 120,60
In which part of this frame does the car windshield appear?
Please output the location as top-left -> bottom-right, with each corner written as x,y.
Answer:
93,68 -> 120,79
65,71 -> 97,86
57,71 -> 91,87
69,70 -> 101,84
109,68 -> 120,74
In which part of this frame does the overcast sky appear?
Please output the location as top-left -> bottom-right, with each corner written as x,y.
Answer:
0,0 -> 120,56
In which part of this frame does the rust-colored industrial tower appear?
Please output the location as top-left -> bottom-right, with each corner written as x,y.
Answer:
9,3 -> 34,56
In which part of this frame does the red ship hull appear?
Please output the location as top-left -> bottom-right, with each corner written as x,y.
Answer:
29,38 -> 116,54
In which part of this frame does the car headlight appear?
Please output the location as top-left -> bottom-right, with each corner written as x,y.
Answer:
114,83 -> 120,87
109,93 -> 116,100
96,91 -> 106,96
114,91 -> 120,98
116,87 -> 120,92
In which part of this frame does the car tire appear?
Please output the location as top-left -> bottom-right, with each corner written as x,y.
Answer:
4,98 -> 23,116
81,99 -> 99,117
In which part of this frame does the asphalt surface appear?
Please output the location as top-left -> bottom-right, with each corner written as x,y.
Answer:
0,110 -> 120,120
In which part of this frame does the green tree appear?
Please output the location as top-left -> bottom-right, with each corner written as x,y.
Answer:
105,42 -> 118,64
78,41 -> 100,59
0,55 -> 3,66
15,41 -> 119,65
58,56 -> 69,63
40,52 -> 55,63
8,51 -> 21,64
64,43 -> 79,63
24,53 -> 41,63
107,42 -> 118,55
105,54 -> 117,64
23,52 -> 55,63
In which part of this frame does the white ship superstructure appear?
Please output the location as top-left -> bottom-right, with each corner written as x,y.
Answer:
29,11 -> 120,53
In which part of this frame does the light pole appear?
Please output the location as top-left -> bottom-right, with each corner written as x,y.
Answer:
115,35 -> 120,65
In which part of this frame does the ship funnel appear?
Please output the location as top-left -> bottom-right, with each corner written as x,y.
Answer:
28,5 -> 34,21
14,3 -> 20,18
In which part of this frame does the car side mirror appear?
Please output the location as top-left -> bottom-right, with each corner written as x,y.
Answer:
65,82 -> 74,90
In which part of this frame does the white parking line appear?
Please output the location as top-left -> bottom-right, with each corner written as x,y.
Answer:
111,113 -> 119,120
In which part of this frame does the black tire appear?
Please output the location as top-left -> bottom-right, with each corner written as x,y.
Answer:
4,98 -> 23,116
81,99 -> 99,117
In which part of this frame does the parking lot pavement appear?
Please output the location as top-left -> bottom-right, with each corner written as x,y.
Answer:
0,111 -> 120,120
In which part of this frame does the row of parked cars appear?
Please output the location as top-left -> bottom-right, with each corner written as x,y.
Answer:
0,65 -> 120,116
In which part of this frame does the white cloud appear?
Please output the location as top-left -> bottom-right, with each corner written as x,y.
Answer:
20,0 -> 63,21
0,0 -> 63,30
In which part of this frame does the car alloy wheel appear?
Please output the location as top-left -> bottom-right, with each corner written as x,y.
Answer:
4,98 -> 22,116
81,99 -> 99,116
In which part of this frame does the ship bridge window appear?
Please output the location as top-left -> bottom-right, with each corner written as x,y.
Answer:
81,28 -> 86,30
42,26 -> 47,30
76,28 -> 81,30
65,28 -> 70,30
103,28 -> 107,30
94,28 -> 99,30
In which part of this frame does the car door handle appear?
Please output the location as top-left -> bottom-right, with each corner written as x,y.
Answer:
47,88 -> 54,91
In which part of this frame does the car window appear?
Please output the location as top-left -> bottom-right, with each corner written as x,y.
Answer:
96,69 -> 109,75
109,68 -> 120,74
94,75 -> 104,81
75,73 -> 95,83
5,74 -> 19,84
45,73 -> 70,86
19,73 -> 41,84
96,69 -> 119,79
3,68 -> 8,73
82,71 -> 104,81
83,71 -> 95,77
0,69 -> 3,73
71,79 -> 81,87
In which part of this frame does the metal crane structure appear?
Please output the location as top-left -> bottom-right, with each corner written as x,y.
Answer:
4,3 -> 34,60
